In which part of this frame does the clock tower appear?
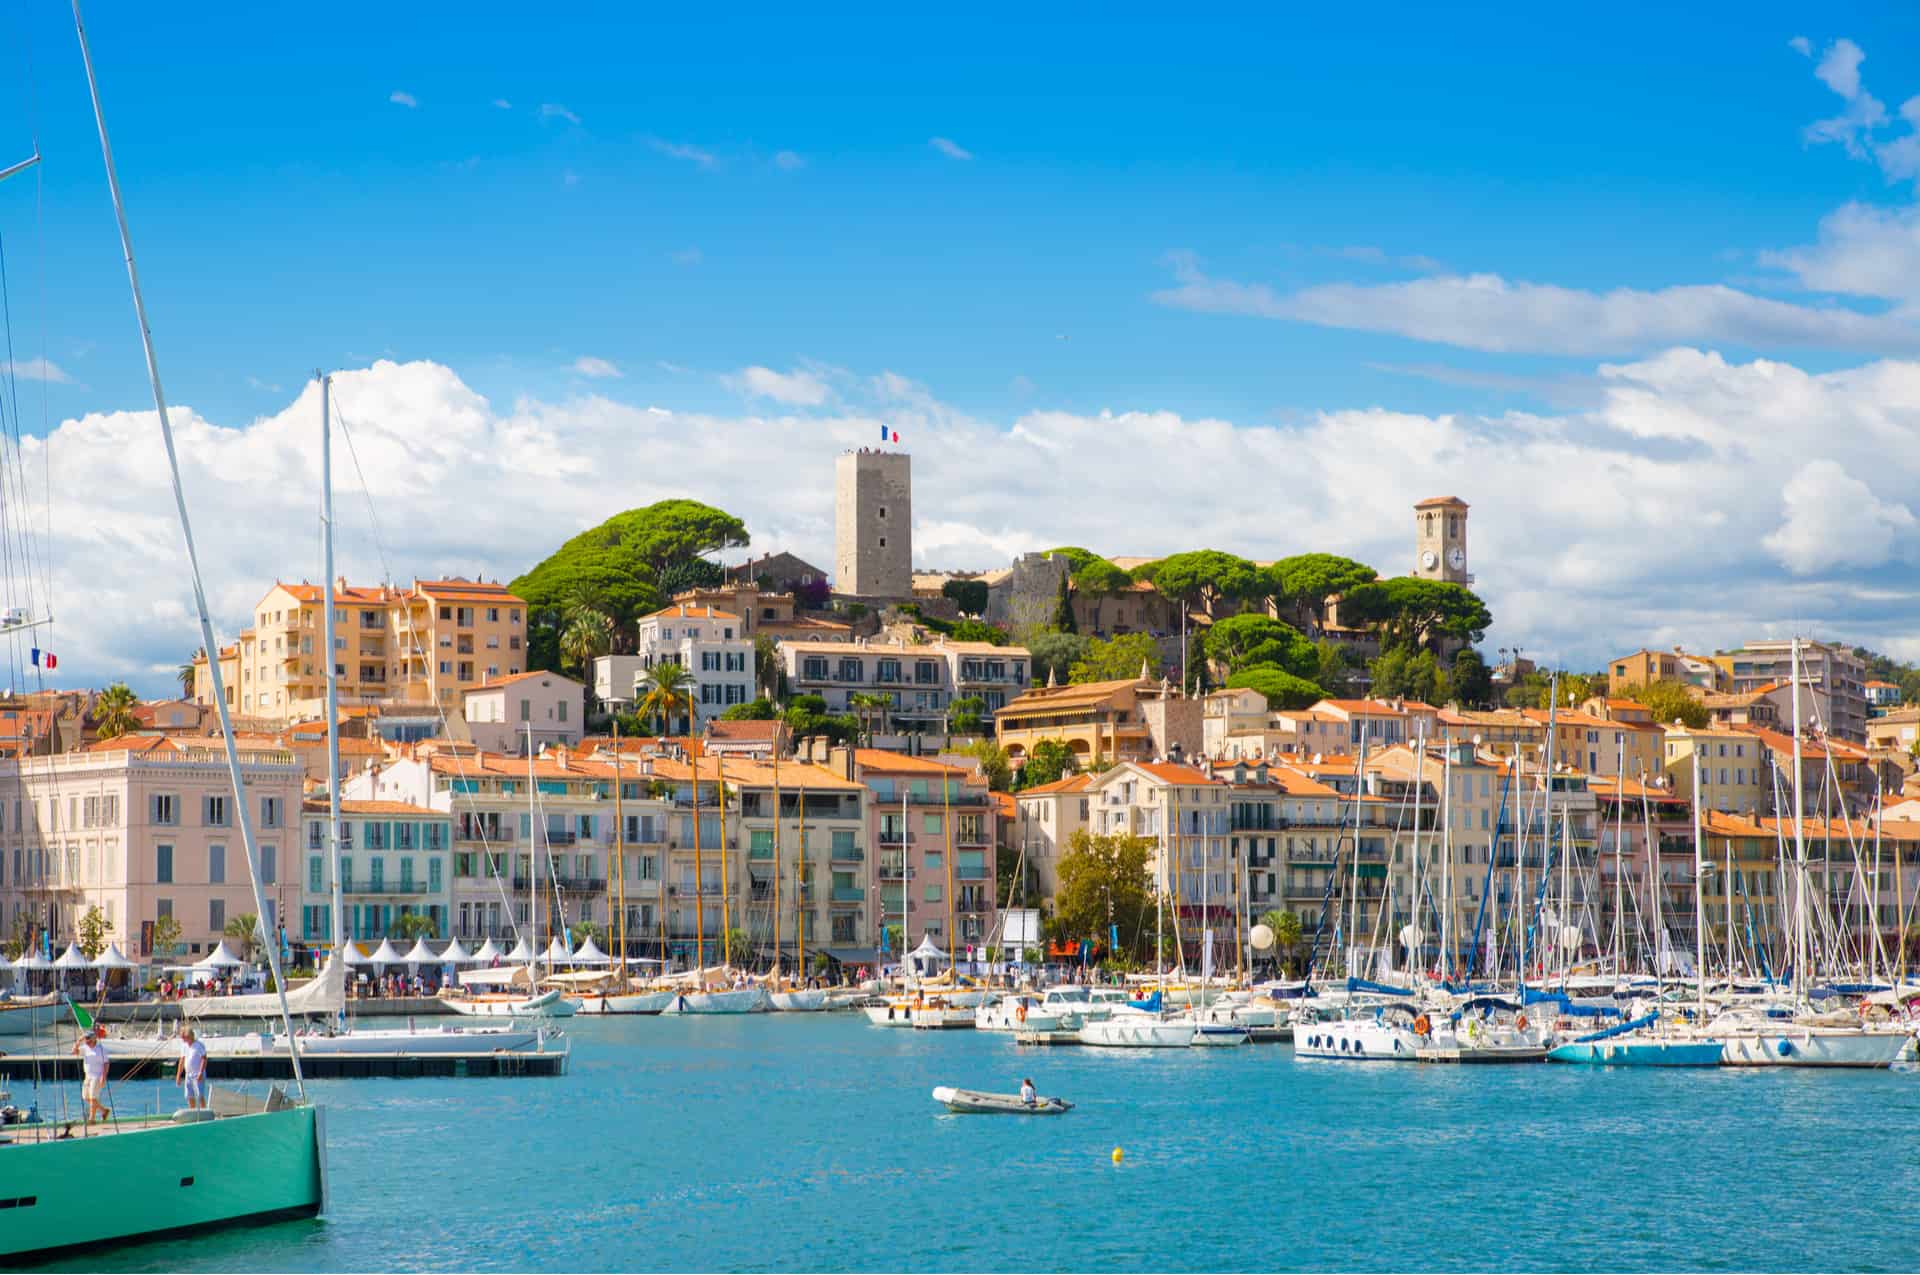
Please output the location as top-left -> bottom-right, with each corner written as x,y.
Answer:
1414,496 -> 1471,584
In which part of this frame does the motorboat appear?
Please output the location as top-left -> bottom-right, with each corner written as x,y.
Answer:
1076,1010 -> 1195,1049
931,1085 -> 1073,1115
976,993 -> 1076,1033
1293,1002 -> 1425,1061
0,991 -> 62,1036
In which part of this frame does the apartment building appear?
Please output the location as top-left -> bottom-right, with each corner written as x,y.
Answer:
852,750 -> 995,952
1013,774 -> 1094,906
1719,639 -> 1867,743
462,671 -> 585,755
0,736 -> 302,961
1518,708 -> 1664,780
595,603 -> 756,722
995,674 -> 1184,768
191,577 -> 528,724
666,584 -> 852,644
1086,761 -> 1239,963
782,636 -> 1031,733
295,798 -> 452,951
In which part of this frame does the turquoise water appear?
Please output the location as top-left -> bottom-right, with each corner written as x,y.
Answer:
24,1015 -> 1920,1272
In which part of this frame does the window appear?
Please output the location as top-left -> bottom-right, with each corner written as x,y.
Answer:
557,701 -> 568,723
924,884 -> 942,903
803,656 -> 828,679
260,796 -> 281,829
260,845 -> 276,885
519,698 -> 531,722
309,855 -> 324,892
210,898 -> 225,932
922,813 -> 943,835
208,844 -> 226,884
203,795 -> 229,827
156,843 -> 174,884
151,794 -> 177,826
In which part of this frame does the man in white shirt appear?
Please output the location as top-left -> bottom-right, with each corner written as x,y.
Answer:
75,1027 -> 111,1123
175,1026 -> 209,1110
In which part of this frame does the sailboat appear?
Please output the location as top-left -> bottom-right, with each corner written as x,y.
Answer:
572,729 -> 675,1014
1,9 -> 326,1258
768,759 -> 826,1012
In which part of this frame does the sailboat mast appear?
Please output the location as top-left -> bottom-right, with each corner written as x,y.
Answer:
1347,730 -> 1369,978
1790,638 -> 1809,999
797,777 -> 808,980
717,756 -> 732,968
322,373 -> 344,976
1441,743 -> 1453,982
73,0 -> 305,1091
1690,748 -> 1706,1021
526,724 -> 538,980
1409,731 -> 1424,979
771,752 -> 782,982
612,721 -> 627,983
941,769 -> 953,976
692,735 -> 705,972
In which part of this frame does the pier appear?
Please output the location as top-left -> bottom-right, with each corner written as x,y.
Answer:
0,1048 -> 569,1081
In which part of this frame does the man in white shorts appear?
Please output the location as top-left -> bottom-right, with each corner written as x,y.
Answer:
75,1026 -> 111,1123
175,1026 -> 209,1110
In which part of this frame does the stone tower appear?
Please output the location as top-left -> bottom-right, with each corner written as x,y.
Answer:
1413,496 -> 1471,584
834,449 -> 912,599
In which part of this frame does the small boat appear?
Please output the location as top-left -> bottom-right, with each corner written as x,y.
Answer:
1076,1013 -> 1195,1049
444,986 -> 578,1018
661,986 -> 771,1014
931,1086 -> 1073,1115
573,988 -> 677,1015
768,988 -> 829,1012
0,991 -> 63,1037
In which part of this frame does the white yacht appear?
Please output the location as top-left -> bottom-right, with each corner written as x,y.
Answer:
1294,1003 -> 1425,1061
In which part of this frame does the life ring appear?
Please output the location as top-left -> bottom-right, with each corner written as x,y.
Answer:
1515,1013 -> 1528,1032
1412,1014 -> 1431,1036
1015,1004 -> 1028,1024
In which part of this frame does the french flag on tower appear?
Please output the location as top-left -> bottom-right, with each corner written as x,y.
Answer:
878,426 -> 900,444
29,647 -> 54,670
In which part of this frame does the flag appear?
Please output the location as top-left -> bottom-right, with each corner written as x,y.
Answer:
70,999 -> 93,1032
28,648 -> 54,670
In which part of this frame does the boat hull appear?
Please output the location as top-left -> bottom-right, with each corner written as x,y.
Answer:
0,993 -> 62,1036
662,987 -> 770,1014
931,1086 -> 1073,1114
1076,1019 -> 1194,1048
1713,1027 -> 1908,1068
443,989 -> 577,1018
1547,1040 -> 1724,1066
573,990 -> 676,1015
0,1104 -> 325,1261
863,1003 -> 915,1027
1294,1019 -> 1421,1061
768,989 -> 829,1012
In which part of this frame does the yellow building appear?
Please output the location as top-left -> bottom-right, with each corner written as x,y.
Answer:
994,675 -> 1175,768
192,577 -> 527,724
1663,726 -> 1767,815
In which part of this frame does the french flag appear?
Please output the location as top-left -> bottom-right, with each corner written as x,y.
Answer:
878,426 -> 900,444
29,647 -> 54,670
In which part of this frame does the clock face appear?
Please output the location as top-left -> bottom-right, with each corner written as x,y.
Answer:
1420,550 -> 1438,570
1447,547 -> 1465,569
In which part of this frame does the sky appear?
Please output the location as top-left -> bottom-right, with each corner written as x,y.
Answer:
4,4 -> 1920,691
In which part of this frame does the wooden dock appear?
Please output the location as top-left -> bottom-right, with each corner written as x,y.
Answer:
0,1048 -> 568,1081
1013,1028 -> 1083,1046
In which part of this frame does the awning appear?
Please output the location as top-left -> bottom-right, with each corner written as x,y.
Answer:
92,942 -> 137,969
400,938 -> 439,965
53,942 -> 92,969
468,938 -> 504,963
458,964 -> 531,988
812,947 -> 877,966
367,938 -> 407,965
439,938 -> 475,964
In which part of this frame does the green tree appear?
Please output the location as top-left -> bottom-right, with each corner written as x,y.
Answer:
1203,614 -> 1317,678
92,682 -> 140,740
966,739 -> 1012,792
948,619 -> 1010,645
1051,573 -> 1077,633
567,919 -> 604,948
1069,633 -> 1161,684
395,912 -> 439,941
1260,909 -> 1303,974
1368,647 -> 1444,704
1449,648 -> 1494,708
948,695 -> 988,734
720,698 -> 778,721
1339,577 -> 1492,653
224,912 -> 263,964
1070,557 -> 1133,633
656,555 -> 725,598
1054,830 -> 1155,962
1044,546 -> 1104,574
785,695 -> 858,746
1628,679 -> 1709,728
1023,629 -> 1091,686
1314,641 -> 1358,699
177,662 -> 196,699
637,663 -> 695,734
1224,667 -> 1326,710
151,913 -> 183,959
941,578 -> 989,616
754,634 -> 783,699
76,905 -> 114,960
847,692 -> 892,744
559,606 -> 615,674
1265,554 -> 1379,633
1132,550 -> 1263,616
1020,738 -> 1080,788
722,926 -> 752,967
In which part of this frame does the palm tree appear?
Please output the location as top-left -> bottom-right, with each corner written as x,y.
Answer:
636,663 -> 695,735
1260,909 -> 1303,976
177,660 -> 196,699
92,682 -> 140,740
848,692 -> 892,745
559,606 -> 614,674
224,912 -> 263,963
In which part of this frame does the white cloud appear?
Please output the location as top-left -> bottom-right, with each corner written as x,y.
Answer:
492,98 -> 512,110
389,91 -> 418,109
539,103 -> 581,125
1815,37 -> 1867,99
1762,201 -> 1920,300
1153,251 -> 1920,355
929,137 -> 973,161
1,357 -> 69,384
1763,460 -> 1917,573
773,150 -> 805,170
1789,35 -> 1812,57
649,138 -> 718,170
45,350 -> 1920,691
572,356 -> 622,379
726,365 -> 831,406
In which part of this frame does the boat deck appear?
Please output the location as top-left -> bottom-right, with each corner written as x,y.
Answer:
1013,1028 -> 1085,1046
0,1048 -> 568,1080
1415,1045 -> 1548,1064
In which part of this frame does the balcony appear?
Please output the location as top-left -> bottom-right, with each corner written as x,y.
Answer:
510,876 -> 608,893
831,886 -> 865,903
956,865 -> 990,880
539,831 -> 579,847
829,845 -> 864,863
344,881 -> 434,896
878,859 -> 909,882
667,883 -> 729,899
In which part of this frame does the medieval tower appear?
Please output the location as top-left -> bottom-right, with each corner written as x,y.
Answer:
834,448 -> 912,599
1413,495 -> 1471,584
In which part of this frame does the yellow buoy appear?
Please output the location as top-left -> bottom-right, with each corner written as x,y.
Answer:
1111,1146 -> 1124,1164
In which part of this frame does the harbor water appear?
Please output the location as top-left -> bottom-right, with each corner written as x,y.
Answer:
23,1014 -> 1920,1272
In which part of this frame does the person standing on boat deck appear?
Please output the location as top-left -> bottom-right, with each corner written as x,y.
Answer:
1020,1077 -> 1037,1107
175,1027 -> 209,1110
75,1027 -> 111,1123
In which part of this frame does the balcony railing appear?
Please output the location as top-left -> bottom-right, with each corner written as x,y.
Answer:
510,876 -> 607,892
956,865 -> 990,880
667,883 -> 728,899
832,886 -> 865,903
343,881 -> 434,895
830,845 -> 864,862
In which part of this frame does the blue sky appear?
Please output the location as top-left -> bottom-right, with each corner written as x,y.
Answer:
13,4 -> 1920,689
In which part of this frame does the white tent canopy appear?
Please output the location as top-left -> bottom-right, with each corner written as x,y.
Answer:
195,941 -> 246,969
342,941 -> 375,966
439,938 -> 475,965
506,937 -> 535,963
92,942 -> 136,970
11,951 -> 50,971
569,936 -> 610,965
458,964 -> 531,988
469,938 -> 504,963
544,937 -> 572,964
53,942 -> 92,970
400,938 -> 439,966
368,938 -> 407,966
905,935 -> 949,973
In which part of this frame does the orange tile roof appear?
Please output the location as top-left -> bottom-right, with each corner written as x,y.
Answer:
990,791 -> 1016,820
641,602 -> 741,622
1316,699 -> 1412,715
1017,774 -> 1094,796
466,669 -> 581,692
274,580 -> 387,604
412,579 -> 525,602
300,797 -> 442,816
1131,761 -> 1220,785
853,749 -> 969,776
86,734 -> 179,754
1703,810 -> 1770,837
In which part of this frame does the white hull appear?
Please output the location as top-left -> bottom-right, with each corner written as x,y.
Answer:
1076,1018 -> 1195,1048
0,994 -> 62,1036
864,1003 -> 915,1027
662,987 -> 770,1014
101,1023 -> 543,1059
1712,1025 -> 1909,1068
1295,1018 -> 1422,1061
909,1007 -> 976,1029
573,990 -> 676,1015
444,988 -> 578,1018
975,1004 -> 1073,1033
768,989 -> 829,1012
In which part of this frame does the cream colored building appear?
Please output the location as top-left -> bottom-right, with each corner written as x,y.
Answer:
192,577 -> 528,725
1663,726 -> 1767,815
462,671 -> 585,755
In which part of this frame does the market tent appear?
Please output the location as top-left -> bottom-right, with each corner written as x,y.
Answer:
400,938 -> 439,966
544,937 -> 573,964
53,943 -> 92,970
905,935 -> 948,975
10,951 -> 51,971
91,942 -> 137,969
367,938 -> 407,966
505,937 -> 535,963
342,941 -> 375,966
569,936 -> 611,965
195,941 -> 246,969
439,938 -> 475,965
468,938 -> 503,963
